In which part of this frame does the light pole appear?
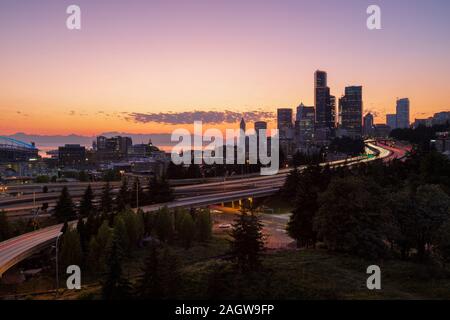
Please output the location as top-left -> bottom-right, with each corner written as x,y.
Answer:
136,179 -> 139,209
54,232 -> 63,298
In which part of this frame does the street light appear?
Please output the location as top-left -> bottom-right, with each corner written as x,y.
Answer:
54,232 -> 63,298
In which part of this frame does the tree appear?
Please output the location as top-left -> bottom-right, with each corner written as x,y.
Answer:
156,176 -> 174,203
435,220 -> 450,267
155,206 -> 174,242
314,176 -> 389,259
195,209 -> 212,242
287,184 -> 318,248
59,229 -> 82,270
166,161 -> 186,179
148,176 -> 174,204
412,184 -> 450,260
157,247 -> 181,299
119,209 -> 144,251
76,217 -> 88,253
87,221 -> 112,274
102,229 -> 132,300
0,210 -> 11,241
135,245 -> 163,299
113,216 -> 130,255
229,210 -> 265,272
115,179 -> 130,212
286,165 -> 329,248
178,213 -> 195,249
79,185 -> 95,217
78,170 -> 89,182
280,168 -> 301,200
54,186 -> 76,223
100,182 -> 113,214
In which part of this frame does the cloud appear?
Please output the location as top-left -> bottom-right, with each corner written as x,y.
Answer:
125,110 -> 275,124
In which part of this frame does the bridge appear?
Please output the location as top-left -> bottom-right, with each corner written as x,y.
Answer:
0,142 -> 398,278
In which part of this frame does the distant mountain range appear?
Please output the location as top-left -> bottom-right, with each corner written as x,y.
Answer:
5,132 -> 176,150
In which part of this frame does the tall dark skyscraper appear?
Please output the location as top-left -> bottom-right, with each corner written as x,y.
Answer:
396,98 -> 410,129
277,108 -> 294,157
295,103 -> 315,145
240,117 -> 246,132
314,70 -> 335,129
363,112 -> 374,136
338,86 -> 363,138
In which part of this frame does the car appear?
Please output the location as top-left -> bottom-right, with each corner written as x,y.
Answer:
218,223 -> 232,229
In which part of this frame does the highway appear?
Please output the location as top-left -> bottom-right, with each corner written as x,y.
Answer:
0,141 -> 403,278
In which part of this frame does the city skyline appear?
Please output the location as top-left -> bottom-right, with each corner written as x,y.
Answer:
1,0 -> 450,135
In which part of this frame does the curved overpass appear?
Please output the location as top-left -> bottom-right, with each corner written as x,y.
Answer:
0,142 -> 396,278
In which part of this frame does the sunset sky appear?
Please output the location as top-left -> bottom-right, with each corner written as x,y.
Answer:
0,0 -> 449,136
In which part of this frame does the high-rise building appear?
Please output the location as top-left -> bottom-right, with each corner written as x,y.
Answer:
254,121 -> 267,135
240,118 -> 246,133
277,108 -> 293,135
386,114 -> 397,130
95,135 -> 133,161
338,86 -> 363,138
295,103 -> 315,145
396,98 -> 410,129
277,108 -> 294,157
314,70 -> 335,130
363,112 -> 374,136
58,144 -> 86,167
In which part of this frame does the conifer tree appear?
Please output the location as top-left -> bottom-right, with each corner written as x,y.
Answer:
54,186 -> 76,223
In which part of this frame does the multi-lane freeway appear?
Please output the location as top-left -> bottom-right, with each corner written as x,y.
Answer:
0,141 -> 406,278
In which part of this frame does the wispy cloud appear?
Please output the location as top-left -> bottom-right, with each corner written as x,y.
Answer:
125,110 -> 275,124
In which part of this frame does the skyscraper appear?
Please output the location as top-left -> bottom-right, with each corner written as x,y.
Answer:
314,70 -> 335,130
277,108 -> 293,134
363,112 -> 374,136
396,98 -> 410,129
338,86 -> 363,138
386,114 -> 397,129
277,108 -> 294,157
295,103 -> 315,146
240,117 -> 246,133
254,121 -> 267,135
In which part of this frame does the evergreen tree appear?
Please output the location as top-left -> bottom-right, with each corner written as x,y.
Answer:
146,176 -> 158,204
179,213 -> 195,249
435,220 -> 450,267
54,186 -> 76,223
87,221 -> 113,274
287,172 -> 319,248
314,176 -> 389,259
102,229 -> 132,300
0,210 -> 11,241
157,176 -> 174,203
135,245 -> 163,299
195,209 -> 212,242
113,216 -> 130,255
155,206 -> 174,242
158,247 -> 181,299
229,210 -> 265,272
280,167 -> 301,200
86,237 -> 101,274
115,179 -> 130,212
76,217 -> 88,253
100,182 -> 113,214
59,229 -> 82,270
120,209 -> 144,251
79,185 -> 95,217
